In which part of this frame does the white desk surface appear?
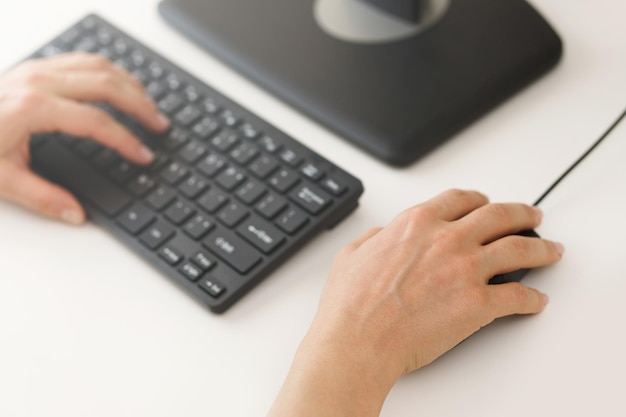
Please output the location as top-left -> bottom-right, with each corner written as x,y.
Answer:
1,1 -> 625,416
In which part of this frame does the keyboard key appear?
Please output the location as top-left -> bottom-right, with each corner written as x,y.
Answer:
165,200 -> 196,225
183,215 -> 214,240
93,148 -> 121,170
198,189 -> 229,214
139,221 -> 175,249
301,162 -> 324,181
202,97 -> 221,114
259,135 -> 281,153
229,142 -> 259,165
220,109 -> 241,127
217,202 -> 249,227
110,161 -> 138,183
159,245 -> 183,265
183,85 -> 202,102
162,128 -> 189,150
288,184 -> 331,215
321,177 -> 348,196
192,116 -> 220,140
202,228 -> 261,274
174,104 -> 202,127
75,139 -> 102,157
192,251 -> 216,271
160,161 -> 189,185
196,153 -> 226,177
128,173 -> 156,196
147,152 -> 170,172
179,140 -> 207,164
147,186 -> 177,211
236,216 -> 285,254
199,276 -> 226,298
279,148 -> 302,166
275,207 -> 309,234
117,203 -> 155,234
249,154 -> 279,179
269,168 -> 300,193
235,180 -> 267,205
179,175 -> 208,199
240,122 -> 260,140
158,93 -> 184,115
146,80 -> 166,99
216,166 -> 247,191
179,261 -> 203,281
165,73 -> 184,91
255,193 -> 288,219
210,129 -> 239,152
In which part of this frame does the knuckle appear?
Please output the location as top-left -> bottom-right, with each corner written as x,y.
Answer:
94,71 -> 121,91
84,53 -> 112,70
396,204 -> 437,232
508,235 -> 533,257
83,108 -> 116,138
508,282 -> 531,304
11,89 -> 45,115
485,203 -> 513,223
19,68 -> 50,86
442,188 -> 469,201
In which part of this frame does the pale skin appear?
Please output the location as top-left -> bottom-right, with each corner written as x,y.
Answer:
0,54 -> 564,417
0,52 -> 169,224
268,191 -> 563,417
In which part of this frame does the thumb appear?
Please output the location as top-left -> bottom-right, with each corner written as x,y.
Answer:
0,162 -> 86,225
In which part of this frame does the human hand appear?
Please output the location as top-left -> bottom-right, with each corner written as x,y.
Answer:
268,189 -> 564,417
0,52 -> 169,224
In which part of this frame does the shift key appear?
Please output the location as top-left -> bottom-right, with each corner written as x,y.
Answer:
202,227 -> 261,274
32,140 -> 132,216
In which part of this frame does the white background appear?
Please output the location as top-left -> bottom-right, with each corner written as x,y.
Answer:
1,1 -> 625,416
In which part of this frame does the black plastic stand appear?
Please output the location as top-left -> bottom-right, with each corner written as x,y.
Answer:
159,0 -> 562,166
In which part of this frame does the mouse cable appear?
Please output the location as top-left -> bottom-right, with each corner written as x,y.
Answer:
533,106 -> 626,206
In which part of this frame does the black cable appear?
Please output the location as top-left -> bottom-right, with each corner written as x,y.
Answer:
533,106 -> 626,206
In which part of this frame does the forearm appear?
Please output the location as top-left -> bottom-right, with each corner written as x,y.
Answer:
268,329 -> 396,417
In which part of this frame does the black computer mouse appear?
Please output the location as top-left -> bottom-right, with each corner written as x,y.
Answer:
488,229 -> 540,285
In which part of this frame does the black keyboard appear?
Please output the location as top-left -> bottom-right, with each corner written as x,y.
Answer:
28,14 -> 364,313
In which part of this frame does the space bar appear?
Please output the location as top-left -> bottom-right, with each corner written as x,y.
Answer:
33,141 -> 132,216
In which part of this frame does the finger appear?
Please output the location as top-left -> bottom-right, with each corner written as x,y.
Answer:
31,52 -> 143,89
27,94 -> 154,165
419,189 -> 489,222
485,283 -> 549,318
45,69 -> 169,132
0,163 -> 85,225
459,203 -> 542,244
18,54 -> 169,132
482,234 -> 564,278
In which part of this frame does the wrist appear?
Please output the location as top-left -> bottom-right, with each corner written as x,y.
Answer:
268,320 -> 400,417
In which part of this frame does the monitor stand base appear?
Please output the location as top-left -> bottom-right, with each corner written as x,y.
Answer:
159,0 -> 562,166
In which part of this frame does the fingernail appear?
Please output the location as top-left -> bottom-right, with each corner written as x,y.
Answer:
138,145 -> 154,163
61,208 -> 85,225
155,112 -> 170,129
541,292 -> 550,305
533,206 -> 543,222
553,242 -> 565,257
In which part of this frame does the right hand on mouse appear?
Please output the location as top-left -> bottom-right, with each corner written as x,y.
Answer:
268,189 -> 564,417
0,52 -> 170,224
